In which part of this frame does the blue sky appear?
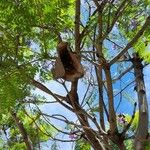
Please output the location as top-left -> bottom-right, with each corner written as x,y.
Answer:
29,1 -> 150,149
31,23 -> 150,149
33,63 -> 150,150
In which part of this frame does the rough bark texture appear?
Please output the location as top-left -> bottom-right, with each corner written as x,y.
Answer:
132,53 -> 149,150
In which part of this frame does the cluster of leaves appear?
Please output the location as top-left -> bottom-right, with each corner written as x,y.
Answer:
0,0 -> 75,115
0,65 -> 33,117
0,0 -> 149,149
0,110 -> 57,150
115,0 -> 150,61
0,0 -> 76,148
74,139 -> 90,150
135,31 -> 150,62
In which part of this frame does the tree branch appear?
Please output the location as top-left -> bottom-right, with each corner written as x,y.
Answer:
103,0 -> 130,40
31,79 -> 73,111
11,111 -> 33,150
110,15 -> 150,65
121,102 -> 137,136
75,0 -> 81,53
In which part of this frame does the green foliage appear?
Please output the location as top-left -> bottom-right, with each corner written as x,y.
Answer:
18,111 -> 57,144
117,111 -> 139,135
124,139 -> 133,150
0,64 -> 34,116
0,110 -> 57,149
75,139 -> 91,150
145,141 -> 150,150
110,0 -> 150,62
0,1 -> 74,148
0,0 -> 74,115
9,143 -> 26,150
0,0 -> 149,149
125,111 -> 139,131
134,30 -> 150,62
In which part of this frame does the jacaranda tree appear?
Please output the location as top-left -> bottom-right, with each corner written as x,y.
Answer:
0,0 -> 150,149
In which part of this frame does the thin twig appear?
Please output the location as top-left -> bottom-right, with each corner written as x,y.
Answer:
110,15 -> 150,65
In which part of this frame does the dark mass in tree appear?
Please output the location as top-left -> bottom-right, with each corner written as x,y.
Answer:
52,41 -> 84,81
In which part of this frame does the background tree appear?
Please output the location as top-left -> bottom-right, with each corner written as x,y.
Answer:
0,0 -> 150,150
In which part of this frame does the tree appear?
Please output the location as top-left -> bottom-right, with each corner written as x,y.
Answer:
0,0 -> 150,150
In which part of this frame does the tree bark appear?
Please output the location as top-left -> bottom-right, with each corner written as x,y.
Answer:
69,81 -> 106,150
104,65 -> 117,135
132,53 -> 149,150
74,1 -> 106,149
11,111 -> 33,150
75,0 -> 81,53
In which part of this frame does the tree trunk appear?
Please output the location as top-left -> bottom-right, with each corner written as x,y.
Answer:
132,53 -> 149,150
